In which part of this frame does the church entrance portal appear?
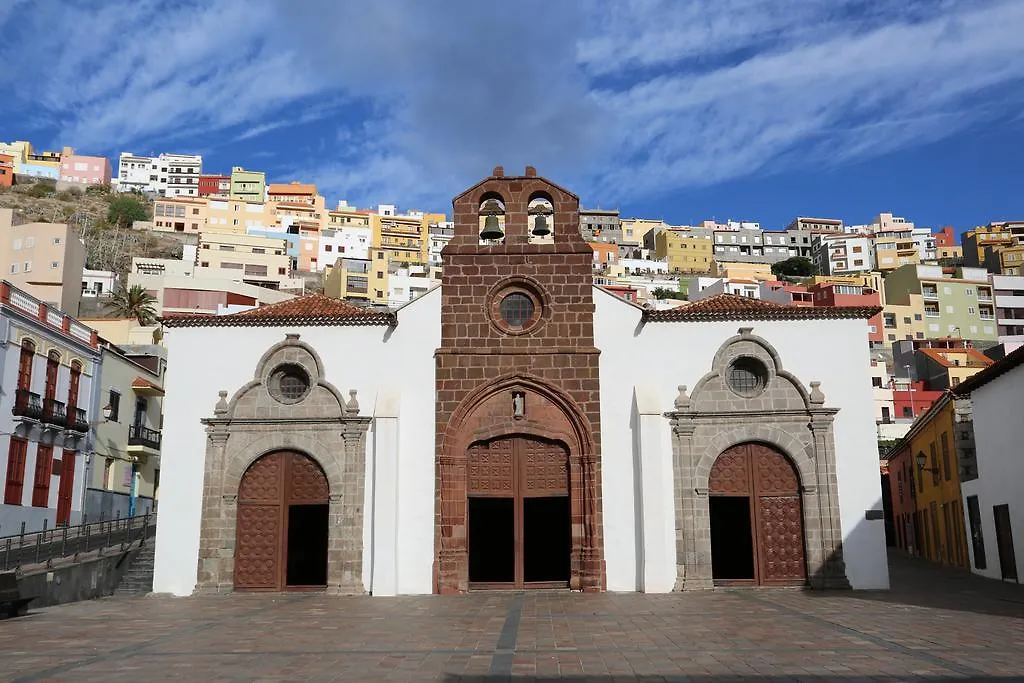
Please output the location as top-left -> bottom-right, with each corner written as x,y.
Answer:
709,443 -> 807,586
467,436 -> 571,589
234,451 -> 329,591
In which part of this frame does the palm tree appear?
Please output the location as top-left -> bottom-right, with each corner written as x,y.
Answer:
106,285 -> 158,325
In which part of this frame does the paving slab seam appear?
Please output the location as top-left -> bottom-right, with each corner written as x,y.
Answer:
732,590 -> 989,678
9,594 -> 310,683
486,592 -> 524,679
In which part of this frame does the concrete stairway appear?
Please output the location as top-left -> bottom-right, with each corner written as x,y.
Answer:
114,543 -> 154,596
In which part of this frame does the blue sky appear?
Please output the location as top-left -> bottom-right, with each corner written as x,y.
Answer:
2,0 -> 1023,234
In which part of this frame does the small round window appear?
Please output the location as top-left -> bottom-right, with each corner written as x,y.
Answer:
500,293 -> 535,328
269,364 -> 311,404
727,357 -> 768,398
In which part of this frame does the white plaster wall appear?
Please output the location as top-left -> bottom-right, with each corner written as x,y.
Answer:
152,288 -> 439,596
960,364 -> 1024,581
594,288 -> 889,591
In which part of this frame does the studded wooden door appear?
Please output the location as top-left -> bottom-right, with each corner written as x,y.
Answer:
709,443 -> 807,586
467,436 -> 569,588
234,451 -> 329,591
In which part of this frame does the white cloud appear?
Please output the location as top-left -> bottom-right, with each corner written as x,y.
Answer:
1,0 -> 1023,209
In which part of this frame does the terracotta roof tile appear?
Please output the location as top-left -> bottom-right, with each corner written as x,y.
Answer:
131,376 -> 164,393
163,295 -> 395,328
954,343 -> 1024,396
642,293 -> 880,322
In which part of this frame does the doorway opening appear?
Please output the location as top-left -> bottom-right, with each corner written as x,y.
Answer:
468,497 -> 515,583
710,497 -> 755,581
287,504 -> 329,586
523,496 -> 570,583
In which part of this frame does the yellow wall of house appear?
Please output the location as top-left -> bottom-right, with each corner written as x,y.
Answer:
655,231 -> 713,273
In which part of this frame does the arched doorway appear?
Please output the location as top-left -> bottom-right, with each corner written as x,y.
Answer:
466,435 -> 571,589
708,443 -> 807,586
234,451 -> 329,591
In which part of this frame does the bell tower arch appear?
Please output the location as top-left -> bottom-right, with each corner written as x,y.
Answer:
434,166 -> 605,593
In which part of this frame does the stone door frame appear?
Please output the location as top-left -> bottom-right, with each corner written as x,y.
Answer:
666,328 -> 850,590
196,334 -> 370,594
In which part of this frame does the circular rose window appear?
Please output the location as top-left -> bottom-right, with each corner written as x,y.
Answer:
726,357 -> 768,398
500,293 -> 535,328
488,281 -> 544,335
269,363 -> 311,404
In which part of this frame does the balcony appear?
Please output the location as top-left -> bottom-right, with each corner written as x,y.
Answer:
128,425 -> 162,453
922,286 -> 939,299
66,408 -> 89,433
42,398 -> 67,427
12,389 -> 43,421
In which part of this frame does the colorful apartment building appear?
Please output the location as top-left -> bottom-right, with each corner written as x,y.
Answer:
268,182 -> 318,205
915,345 -> 994,391
654,229 -> 713,273
322,257 -> 371,304
807,282 -> 884,345
812,233 -> 875,275
152,197 -> 208,233
1,282 -> 101,533
367,209 -> 446,305
206,196 -> 275,234
116,152 -> 202,196
197,232 -> 292,289
993,274 -> 1024,352
891,378 -> 943,420
198,174 -> 230,197
229,166 -> 266,202
885,264 -> 997,342
0,209 -> 87,313
886,393 -> 970,568
579,208 -> 621,243
590,242 -> 618,268
881,293 -> 927,344
962,221 -> 1024,269
59,152 -> 112,186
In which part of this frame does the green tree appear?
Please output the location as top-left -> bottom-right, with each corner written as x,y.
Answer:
105,285 -> 158,325
771,256 -> 816,278
26,182 -> 54,198
651,286 -> 686,300
107,195 -> 150,229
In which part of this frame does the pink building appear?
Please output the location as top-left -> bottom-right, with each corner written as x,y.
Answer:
59,150 -> 112,186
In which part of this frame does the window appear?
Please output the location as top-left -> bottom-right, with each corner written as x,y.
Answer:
914,314 -> 922,321
50,261 -> 59,269
269,364 -> 311,403
9,263 -> 18,274
108,390 -> 121,422
45,351 -> 59,401
903,317 -> 911,325
23,261 -> 31,272
67,360 -> 81,413
903,406 -> 914,418
32,445 -> 54,507
25,236 -> 35,248
872,377 -> 883,387
727,357 -> 768,397
930,445 -> 939,486
941,433 -> 951,480
4,438 -> 28,504
278,267 -> 287,275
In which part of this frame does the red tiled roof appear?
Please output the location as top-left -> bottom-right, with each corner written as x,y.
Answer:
917,347 -> 994,369
162,295 -> 395,328
642,293 -> 880,322
954,343 -> 1024,396
131,376 -> 164,393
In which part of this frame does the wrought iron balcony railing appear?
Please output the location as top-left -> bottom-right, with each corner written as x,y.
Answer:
66,407 -> 89,433
42,398 -> 67,426
128,425 -> 162,451
13,389 -> 43,420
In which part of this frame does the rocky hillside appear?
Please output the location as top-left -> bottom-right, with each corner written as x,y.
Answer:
0,178 -> 189,284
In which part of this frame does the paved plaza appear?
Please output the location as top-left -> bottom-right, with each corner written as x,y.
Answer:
2,552 -> 1023,682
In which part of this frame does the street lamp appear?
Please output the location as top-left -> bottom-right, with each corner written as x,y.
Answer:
916,452 -> 940,474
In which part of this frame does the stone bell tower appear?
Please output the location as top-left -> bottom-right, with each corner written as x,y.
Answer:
433,165 -> 605,593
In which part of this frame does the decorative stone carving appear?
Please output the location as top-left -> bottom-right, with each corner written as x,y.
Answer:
665,329 -> 850,591
344,389 -> 360,416
214,391 -> 229,416
674,385 -> 690,410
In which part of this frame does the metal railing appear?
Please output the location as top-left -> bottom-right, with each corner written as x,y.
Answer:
128,425 -> 162,450
1,512 -> 155,572
42,397 -> 67,426
66,407 -> 89,433
13,389 -> 43,420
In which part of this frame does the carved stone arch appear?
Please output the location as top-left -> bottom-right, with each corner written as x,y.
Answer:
666,327 -> 849,592
436,371 -> 604,593
196,333 -> 370,595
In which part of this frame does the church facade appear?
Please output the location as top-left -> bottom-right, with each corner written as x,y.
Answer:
152,168 -> 889,596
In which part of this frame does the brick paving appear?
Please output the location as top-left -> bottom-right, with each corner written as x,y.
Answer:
2,552 -> 1023,682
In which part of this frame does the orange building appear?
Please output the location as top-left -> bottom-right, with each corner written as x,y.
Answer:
590,242 -> 618,268
0,153 -> 14,187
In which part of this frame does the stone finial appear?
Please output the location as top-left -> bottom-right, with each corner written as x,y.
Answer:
674,385 -> 690,410
345,389 -> 360,416
739,327 -> 754,337
285,333 -> 300,341
809,381 -> 825,405
214,390 -> 229,415
492,165 -> 504,177
525,165 -> 537,177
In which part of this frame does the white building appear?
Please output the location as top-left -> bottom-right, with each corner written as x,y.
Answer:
688,277 -> 762,301
0,282 -> 100,533
813,234 -> 876,275
912,227 -> 938,262
993,274 -> 1024,353
151,169 -> 888,598
81,269 -> 118,298
318,227 -> 371,270
115,152 -> 202,197
387,266 -> 437,307
956,346 -> 1024,583
428,221 -> 455,268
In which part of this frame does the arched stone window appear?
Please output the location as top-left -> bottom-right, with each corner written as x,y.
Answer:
527,192 -> 554,244
478,192 -> 506,244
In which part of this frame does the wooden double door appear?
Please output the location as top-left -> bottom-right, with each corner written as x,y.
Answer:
467,435 -> 571,589
709,442 -> 807,586
234,451 -> 330,591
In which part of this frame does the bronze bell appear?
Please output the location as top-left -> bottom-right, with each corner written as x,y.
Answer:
480,214 -> 504,240
532,213 -> 551,237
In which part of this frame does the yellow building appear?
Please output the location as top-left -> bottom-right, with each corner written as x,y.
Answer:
709,261 -> 773,281
995,242 -> 1024,276
327,202 -> 372,230
267,182 -> 318,205
654,229 -> 713,273
881,294 -> 926,344
229,166 -> 266,202
322,257 -> 371,304
368,210 -> 446,304
197,232 -> 291,288
873,228 -> 921,272
205,197 -> 275,234
938,245 -> 963,260
962,221 -> 1024,268
888,394 -> 970,568
620,218 -> 666,247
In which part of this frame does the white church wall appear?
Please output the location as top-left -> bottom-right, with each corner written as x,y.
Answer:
594,289 -> 890,590
152,288 -> 440,596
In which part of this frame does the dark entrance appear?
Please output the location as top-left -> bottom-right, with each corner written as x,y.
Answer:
709,442 -> 807,586
234,451 -> 329,591
467,436 -> 570,589
993,504 -> 1018,583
